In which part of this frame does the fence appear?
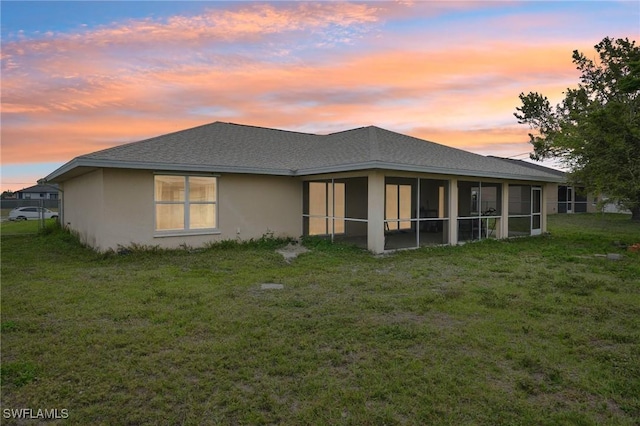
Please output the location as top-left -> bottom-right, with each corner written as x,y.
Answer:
1,199 -> 62,235
1,198 -> 59,213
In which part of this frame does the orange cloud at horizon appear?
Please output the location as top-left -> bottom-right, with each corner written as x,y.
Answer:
2,38 -> 580,165
3,0 -> 627,193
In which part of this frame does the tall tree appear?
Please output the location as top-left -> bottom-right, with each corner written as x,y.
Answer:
515,37 -> 640,221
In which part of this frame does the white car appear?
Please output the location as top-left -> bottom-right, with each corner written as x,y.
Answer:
8,207 -> 58,221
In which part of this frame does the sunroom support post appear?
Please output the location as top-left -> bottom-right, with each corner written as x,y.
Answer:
501,183 -> 510,239
542,184 -> 549,233
367,170 -> 385,253
448,178 -> 458,245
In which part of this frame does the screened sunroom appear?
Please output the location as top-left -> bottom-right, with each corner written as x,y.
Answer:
303,177 -> 369,248
302,172 -> 546,252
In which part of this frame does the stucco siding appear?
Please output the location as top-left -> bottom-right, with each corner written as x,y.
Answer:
62,168 -> 302,251
546,183 -> 559,215
101,169 -> 155,250
61,169 -> 104,249
217,173 -> 302,242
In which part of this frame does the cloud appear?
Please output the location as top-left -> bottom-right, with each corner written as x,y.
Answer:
3,3 -> 382,61
1,38 -> 580,164
1,2 -> 385,121
2,1 -> 630,176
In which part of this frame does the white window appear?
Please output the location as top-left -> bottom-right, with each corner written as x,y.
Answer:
154,175 -> 217,232
385,183 -> 412,231
307,181 -> 345,236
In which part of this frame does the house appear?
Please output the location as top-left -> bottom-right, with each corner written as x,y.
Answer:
15,183 -> 59,200
489,157 -> 601,215
44,122 -> 564,253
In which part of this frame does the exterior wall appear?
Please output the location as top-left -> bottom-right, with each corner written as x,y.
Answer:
62,166 -> 557,253
217,173 -> 302,242
63,168 -> 302,251
61,169 -> 104,248
546,183 -> 559,215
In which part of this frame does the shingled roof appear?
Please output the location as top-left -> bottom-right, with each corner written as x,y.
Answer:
46,122 -> 563,183
16,183 -> 59,193
488,156 -> 567,178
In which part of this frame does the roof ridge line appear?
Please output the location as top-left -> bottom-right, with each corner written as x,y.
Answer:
222,121 -> 319,136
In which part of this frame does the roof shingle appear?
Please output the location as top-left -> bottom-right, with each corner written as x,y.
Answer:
46,122 -> 564,182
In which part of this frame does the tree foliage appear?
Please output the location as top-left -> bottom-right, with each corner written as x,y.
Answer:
1,190 -> 15,199
515,37 -> 640,220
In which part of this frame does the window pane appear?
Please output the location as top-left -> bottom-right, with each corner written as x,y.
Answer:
190,204 -> 215,229
189,177 -> 216,202
508,216 -> 531,237
386,184 -> 399,231
458,218 -> 481,241
309,182 -> 327,216
481,184 -> 501,215
156,204 -> 184,230
309,217 -> 327,235
333,182 -> 346,234
458,181 -> 478,217
386,184 -> 398,220
532,215 -> 541,229
155,176 -> 185,202
399,185 -> 412,220
558,186 -> 567,202
532,189 -> 541,214
334,183 -> 345,218
508,185 -> 531,215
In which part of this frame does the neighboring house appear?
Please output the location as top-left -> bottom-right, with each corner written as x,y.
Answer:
44,122 -> 564,253
15,183 -> 59,200
489,157 -> 599,215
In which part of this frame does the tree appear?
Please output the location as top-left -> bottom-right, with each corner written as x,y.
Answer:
515,37 -> 640,221
1,190 -> 15,199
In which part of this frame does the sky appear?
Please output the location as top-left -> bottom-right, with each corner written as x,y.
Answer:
1,1 -> 638,192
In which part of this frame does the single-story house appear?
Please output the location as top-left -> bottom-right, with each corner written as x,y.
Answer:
44,122 -> 564,253
15,183 -> 60,200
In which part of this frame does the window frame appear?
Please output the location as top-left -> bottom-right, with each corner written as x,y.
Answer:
385,183 -> 413,231
304,180 -> 346,236
154,174 -> 219,237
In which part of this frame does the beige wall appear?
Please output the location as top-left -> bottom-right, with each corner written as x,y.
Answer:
61,169 -> 104,248
62,168 -> 302,251
546,183 -> 559,215
61,166 -> 559,253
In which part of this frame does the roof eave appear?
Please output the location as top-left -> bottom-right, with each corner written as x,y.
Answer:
45,158 -> 564,184
44,158 -> 294,182
297,161 -> 564,182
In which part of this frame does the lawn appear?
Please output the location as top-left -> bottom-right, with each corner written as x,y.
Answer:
1,218 -> 58,235
1,214 -> 639,425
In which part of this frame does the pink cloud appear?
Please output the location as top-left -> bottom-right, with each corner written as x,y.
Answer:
1,39 -> 581,164
1,1 -> 606,172
3,3 -> 381,59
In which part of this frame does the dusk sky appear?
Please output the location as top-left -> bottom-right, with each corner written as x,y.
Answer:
1,1 -> 638,192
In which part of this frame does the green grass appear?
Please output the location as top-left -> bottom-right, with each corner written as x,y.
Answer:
1,214 -> 639,425
1,218 -> 61,236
